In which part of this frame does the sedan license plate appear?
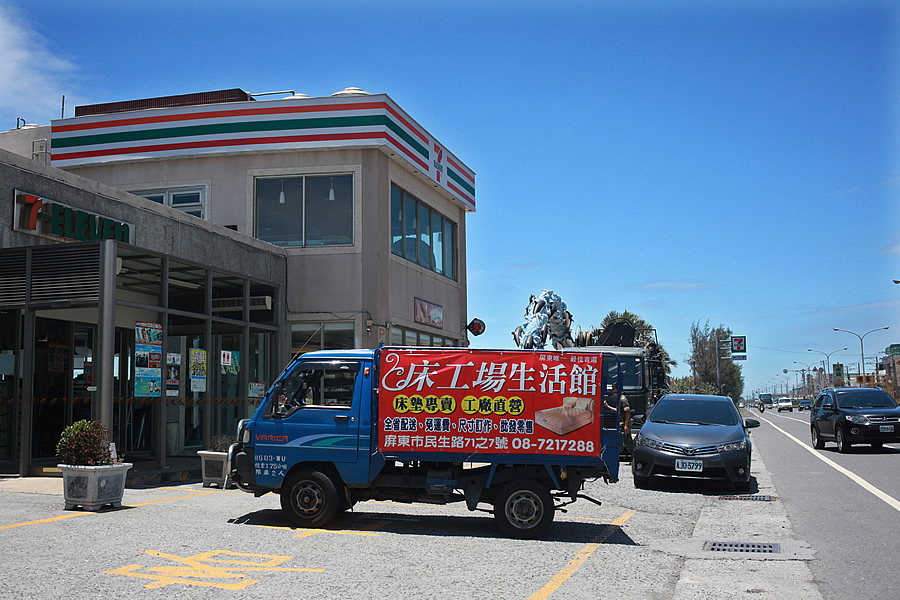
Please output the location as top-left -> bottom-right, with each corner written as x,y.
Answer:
675,459 -> 703,472
880,425 -> 894,433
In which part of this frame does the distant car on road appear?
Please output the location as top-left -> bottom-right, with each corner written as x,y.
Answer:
632,393 -> 760,491
797,399 -> 812,411
810,387 -> 900,453
777,397 -> 793,412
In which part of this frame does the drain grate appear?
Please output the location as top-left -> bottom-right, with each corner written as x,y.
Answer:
720,494 -> 773,501
703,541 -> 781,554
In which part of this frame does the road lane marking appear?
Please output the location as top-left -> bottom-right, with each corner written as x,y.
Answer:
527,510 -> 635,600
759,415 -> 900,513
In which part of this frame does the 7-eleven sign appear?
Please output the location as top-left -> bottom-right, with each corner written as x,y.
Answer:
731,336 -> 747,354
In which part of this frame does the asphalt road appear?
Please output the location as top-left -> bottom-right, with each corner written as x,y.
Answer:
8,410 -> 897,599
748,407 -> 900,600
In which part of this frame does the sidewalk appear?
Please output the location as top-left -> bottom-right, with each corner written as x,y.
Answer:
0,477 -> 63,495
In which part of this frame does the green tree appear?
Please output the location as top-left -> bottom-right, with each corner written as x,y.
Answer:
687,320 -> 744,401
669,376 -> 718,395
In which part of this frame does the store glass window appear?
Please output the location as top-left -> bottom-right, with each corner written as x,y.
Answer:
291,321 -> 355,355
390,325 -> 457,347
256,174 -> 352,247
390,184 -> 457,280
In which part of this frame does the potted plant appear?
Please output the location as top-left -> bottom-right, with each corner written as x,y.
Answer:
57,419 -> 132,511
198,434 -> 236,488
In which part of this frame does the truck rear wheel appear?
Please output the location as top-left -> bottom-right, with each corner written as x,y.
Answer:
280,469 -> 340,528
493,479 -> 554,539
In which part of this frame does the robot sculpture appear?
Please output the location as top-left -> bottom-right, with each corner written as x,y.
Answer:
511,290 -> 575,350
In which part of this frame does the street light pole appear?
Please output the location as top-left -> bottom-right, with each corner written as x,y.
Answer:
793,361 -> 813,397
808,347 -> 848,388
833,326 -> 890,383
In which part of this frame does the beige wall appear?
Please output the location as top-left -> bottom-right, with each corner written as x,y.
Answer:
61,144 -> 469,347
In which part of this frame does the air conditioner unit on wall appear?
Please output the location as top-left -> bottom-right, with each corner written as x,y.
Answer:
211,295 -> 272,312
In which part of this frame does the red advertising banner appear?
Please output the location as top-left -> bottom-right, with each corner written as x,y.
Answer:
378,348 -> 604,457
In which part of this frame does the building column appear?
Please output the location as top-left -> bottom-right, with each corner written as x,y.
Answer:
96,240 -> 116,430
19,308 -> 35,476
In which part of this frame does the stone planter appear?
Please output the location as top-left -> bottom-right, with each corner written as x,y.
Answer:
198,450 -> 234,488
58,463 -> 133,511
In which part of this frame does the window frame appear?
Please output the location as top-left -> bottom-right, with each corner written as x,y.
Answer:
135,185 -> 207,219
390,184 -> 458,280
254,173 -> 354,248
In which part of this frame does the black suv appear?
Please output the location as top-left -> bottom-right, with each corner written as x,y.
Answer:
810,387 -> 900,453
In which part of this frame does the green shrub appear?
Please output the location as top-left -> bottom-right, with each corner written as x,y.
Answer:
209,434 -> 235,452
56,420 -> 112,466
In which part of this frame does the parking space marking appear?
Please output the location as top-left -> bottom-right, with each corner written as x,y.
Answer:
760,415 -> 900,513
1,489 -> 219,531
105,549 -> 322,590
527,510 -> 635,600
0,512 -> 93,530
128,490 -> 219,507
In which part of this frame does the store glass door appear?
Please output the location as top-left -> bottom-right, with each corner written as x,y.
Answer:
31,318 -> 97,461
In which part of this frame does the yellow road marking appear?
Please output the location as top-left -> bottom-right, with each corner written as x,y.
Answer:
1,490 -> 218,530
0,512 -> 93,530
127,491 -> 218,507
527,510 -> 635,600
105,549 -> 322,590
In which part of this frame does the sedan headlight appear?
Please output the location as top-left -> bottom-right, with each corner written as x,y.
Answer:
845,415 -> 871,425
636,433 -> 664,450
717,439 -> 747,452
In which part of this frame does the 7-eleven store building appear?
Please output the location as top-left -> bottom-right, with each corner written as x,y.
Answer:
0,87 -> 475,477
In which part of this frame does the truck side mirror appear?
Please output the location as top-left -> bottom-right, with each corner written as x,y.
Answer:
631,414 -> 645,427
744,418 -> 760,429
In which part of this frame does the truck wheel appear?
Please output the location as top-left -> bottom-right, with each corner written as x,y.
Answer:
280,469 -> 340,528
493,479 -> 554,539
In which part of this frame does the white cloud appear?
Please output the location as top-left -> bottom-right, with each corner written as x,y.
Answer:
878,242 -> 900,255
0,5 -> 78,128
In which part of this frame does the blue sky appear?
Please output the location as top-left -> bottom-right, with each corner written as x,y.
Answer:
1,0 -> 897,397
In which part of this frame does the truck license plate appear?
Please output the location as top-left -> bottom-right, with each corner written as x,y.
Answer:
675,459 -> 703,472
880,425 -> 894,433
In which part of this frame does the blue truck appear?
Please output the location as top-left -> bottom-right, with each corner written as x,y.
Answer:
228,346 -> 621,538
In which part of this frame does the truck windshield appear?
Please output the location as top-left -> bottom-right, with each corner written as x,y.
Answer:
607,356 -> 642,390
270,361 -> 360,415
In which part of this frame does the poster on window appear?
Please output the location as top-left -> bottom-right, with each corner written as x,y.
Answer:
190,348 -> 207,392
134,322 -> 162,397
166,353 -> 181,397
377,348 -> 604,458
48,343 -> 68,374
